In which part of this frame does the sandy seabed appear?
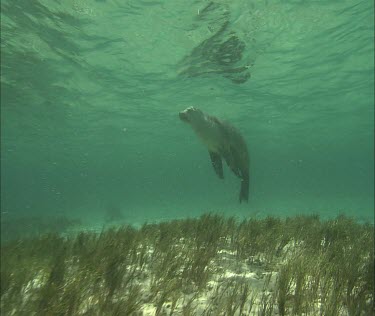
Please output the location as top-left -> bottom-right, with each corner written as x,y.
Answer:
1,213 -> 373,315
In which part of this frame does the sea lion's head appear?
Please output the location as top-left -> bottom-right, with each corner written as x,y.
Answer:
179,107 -> 204,124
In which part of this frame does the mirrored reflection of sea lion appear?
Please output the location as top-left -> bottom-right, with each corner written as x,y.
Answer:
178,2 -> 253,84
179,107 -> 249,203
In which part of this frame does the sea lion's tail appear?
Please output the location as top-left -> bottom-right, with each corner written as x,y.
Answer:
239,172 -> 249,203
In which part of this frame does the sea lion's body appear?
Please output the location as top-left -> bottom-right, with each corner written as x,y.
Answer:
179,107 -> 249,202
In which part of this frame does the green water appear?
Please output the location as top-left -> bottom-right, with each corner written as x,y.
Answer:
1,0 -> 374,227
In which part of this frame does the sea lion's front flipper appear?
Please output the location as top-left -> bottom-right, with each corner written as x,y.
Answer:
209,151 -> 224,179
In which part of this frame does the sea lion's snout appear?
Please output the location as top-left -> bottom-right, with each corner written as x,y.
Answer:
179,107 -> 201,123
179,111 -> 189,123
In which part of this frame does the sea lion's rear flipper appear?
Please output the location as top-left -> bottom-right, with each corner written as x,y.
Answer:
223,147 -> 249,203
209,151 -> 224,179
239,171 -> 249,203
222,148 -> 241,178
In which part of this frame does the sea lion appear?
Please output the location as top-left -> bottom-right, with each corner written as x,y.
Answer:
179,107 -> 249,202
